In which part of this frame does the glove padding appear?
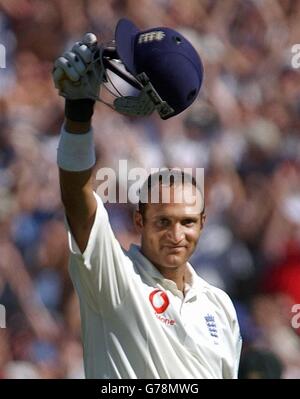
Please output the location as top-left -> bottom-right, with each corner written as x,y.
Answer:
52,33 -> 105,101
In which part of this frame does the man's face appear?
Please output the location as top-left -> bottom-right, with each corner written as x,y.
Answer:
134,183 -> 205,272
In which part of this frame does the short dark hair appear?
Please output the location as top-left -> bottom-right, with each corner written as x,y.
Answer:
137,168 -> 205,220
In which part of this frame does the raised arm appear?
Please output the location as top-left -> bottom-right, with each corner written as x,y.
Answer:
59,119 -> 96,253
53,34 -> 102,252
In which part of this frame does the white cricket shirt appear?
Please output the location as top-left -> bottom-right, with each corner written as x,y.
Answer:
67,193 -> 242,379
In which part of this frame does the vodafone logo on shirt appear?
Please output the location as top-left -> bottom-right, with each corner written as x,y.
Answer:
149,289 -> 176,326
149,289 -> 169,313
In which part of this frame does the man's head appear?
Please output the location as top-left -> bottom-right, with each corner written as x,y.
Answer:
134,169 -> 206,273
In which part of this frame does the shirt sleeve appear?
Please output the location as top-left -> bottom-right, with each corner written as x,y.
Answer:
223,295 -> 242,379
210,286 -> 242,379
66,192 -> 135,314
230,310 -> 243,379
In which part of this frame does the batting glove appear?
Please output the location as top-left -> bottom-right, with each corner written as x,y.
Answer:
53,33 -> 106,101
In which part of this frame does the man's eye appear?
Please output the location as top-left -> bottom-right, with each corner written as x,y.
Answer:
182,219 -> 195,226
157,218 -> 169,227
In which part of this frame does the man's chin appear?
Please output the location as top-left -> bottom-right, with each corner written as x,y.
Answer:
162,253 -> 187,268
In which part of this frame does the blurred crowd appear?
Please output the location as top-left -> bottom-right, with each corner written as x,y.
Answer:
0,0 -> 300,379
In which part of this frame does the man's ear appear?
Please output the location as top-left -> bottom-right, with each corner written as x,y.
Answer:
133,210 -> 144,233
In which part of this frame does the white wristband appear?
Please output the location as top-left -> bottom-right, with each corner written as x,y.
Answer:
57,125 -> 96,172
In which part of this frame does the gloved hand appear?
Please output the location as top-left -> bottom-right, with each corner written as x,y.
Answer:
53,33 -> 106,122
53,33 -> 104,101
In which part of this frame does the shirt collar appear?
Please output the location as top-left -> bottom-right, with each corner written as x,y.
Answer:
127,244 -> 164,280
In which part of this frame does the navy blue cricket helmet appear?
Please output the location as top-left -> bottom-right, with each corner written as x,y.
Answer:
115,18 -> 204,119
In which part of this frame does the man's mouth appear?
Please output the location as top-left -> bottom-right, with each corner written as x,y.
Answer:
163,245 -> 186,252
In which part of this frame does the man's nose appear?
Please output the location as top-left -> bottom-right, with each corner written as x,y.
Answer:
167,223 -> 185,243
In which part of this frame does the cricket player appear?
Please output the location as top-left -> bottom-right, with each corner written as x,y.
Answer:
53,19 -> 242,379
